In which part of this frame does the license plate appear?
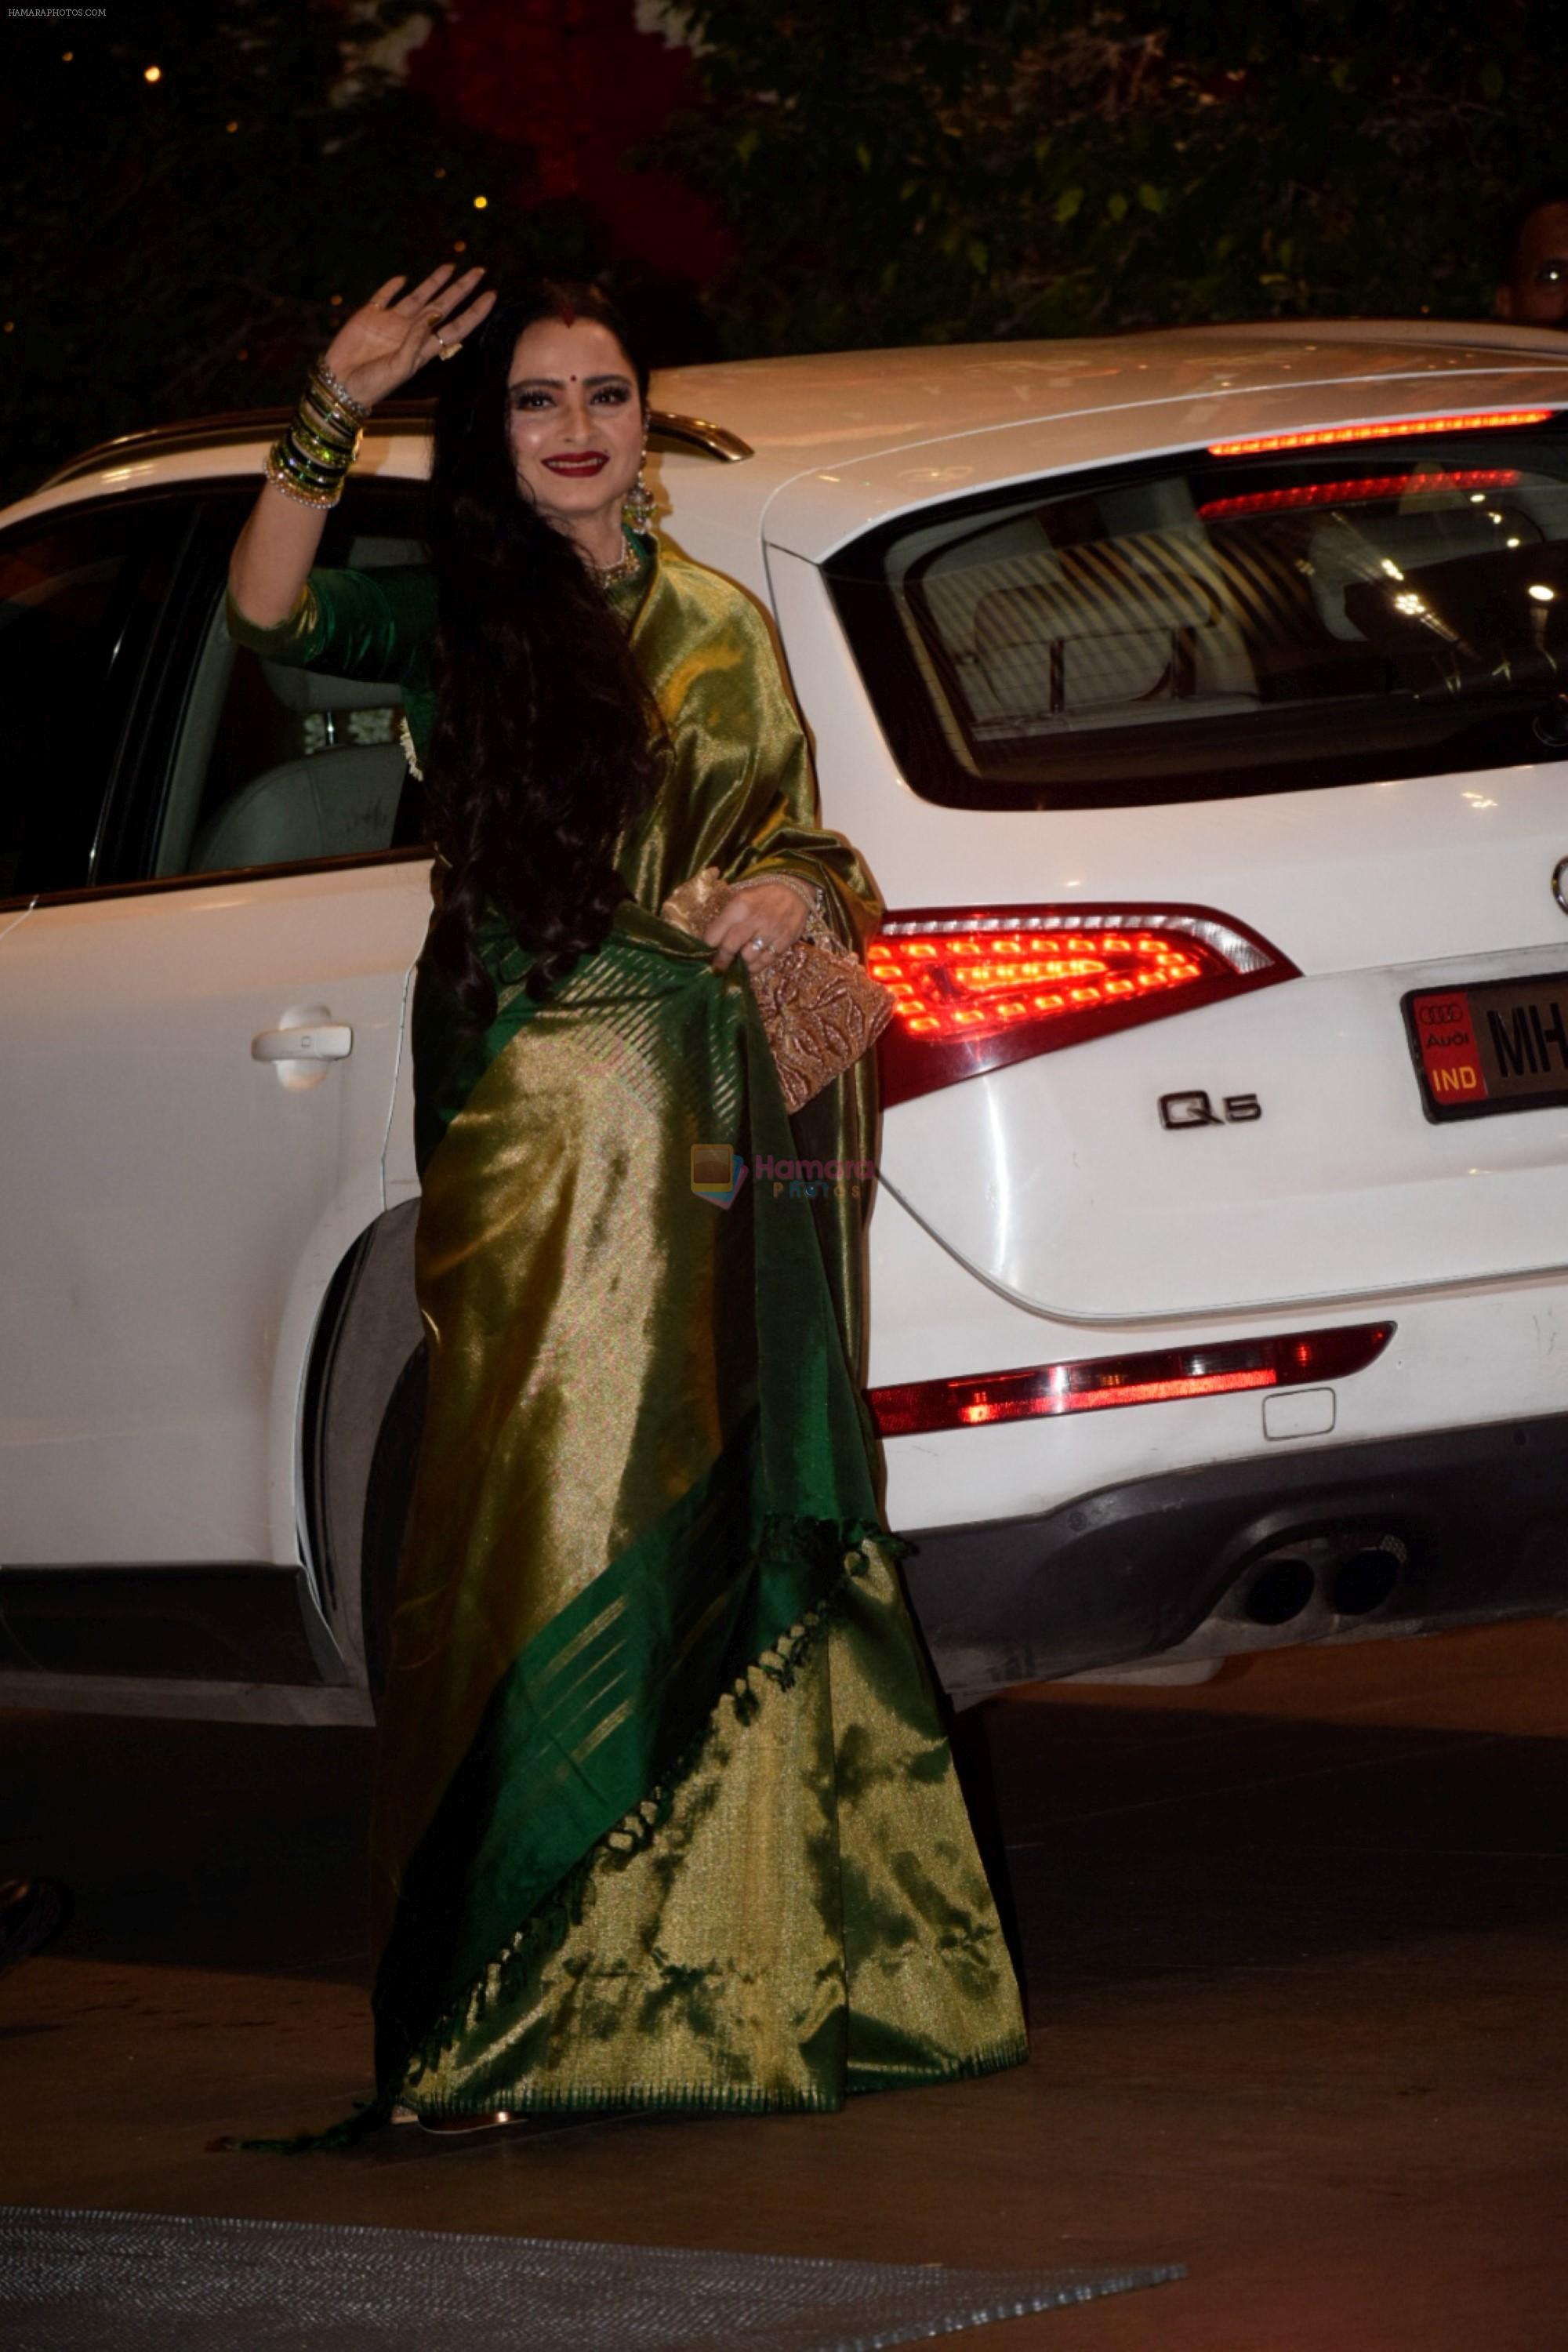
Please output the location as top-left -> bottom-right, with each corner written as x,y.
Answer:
1405,971 -> 1568,1122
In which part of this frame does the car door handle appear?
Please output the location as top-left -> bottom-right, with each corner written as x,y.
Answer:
251,1022 -> 353,1064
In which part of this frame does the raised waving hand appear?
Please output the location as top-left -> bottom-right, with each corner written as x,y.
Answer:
229,263 -> 495,626
321,263 -> 496,411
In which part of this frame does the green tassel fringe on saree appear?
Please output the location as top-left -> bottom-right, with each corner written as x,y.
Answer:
226,537 -> 1027,2139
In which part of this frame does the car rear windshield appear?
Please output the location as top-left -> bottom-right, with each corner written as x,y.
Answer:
824,425 -> 1568,808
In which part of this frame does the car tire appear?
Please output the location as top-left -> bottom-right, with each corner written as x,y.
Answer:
306,1200 -> 425,1707
359,1339 -> 428,1706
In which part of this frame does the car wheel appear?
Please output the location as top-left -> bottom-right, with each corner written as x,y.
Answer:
360,1340 -> 428,1705
305,1200 -> 424,1707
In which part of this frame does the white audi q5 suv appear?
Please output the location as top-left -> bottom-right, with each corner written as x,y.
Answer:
5,317 -> 1568,1722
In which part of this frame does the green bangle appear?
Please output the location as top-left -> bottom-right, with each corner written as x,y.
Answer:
272,442 -> 343,493
305,374 -> 368,440
290,417 -> 358,471
281,421 -> 353,479
264,445 -> 341,507
269,434 -> 347,489
297,405 -> 359,459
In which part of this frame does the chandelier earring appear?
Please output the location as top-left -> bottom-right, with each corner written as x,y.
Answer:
622,448 -> 658,535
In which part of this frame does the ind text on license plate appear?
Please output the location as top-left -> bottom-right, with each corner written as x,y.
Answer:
1405,971 -> 1568,1122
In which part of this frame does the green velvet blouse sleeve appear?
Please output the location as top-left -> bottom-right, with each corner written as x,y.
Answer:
223,563 -> 437,690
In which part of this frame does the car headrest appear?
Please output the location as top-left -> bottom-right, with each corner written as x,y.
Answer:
975,536 -> 1221,649
259,661 -> 405,715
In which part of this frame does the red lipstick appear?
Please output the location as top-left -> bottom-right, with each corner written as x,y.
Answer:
542,453 -> 609,476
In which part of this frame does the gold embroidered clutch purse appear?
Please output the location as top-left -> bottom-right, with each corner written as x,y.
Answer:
659,866 -> 894,1112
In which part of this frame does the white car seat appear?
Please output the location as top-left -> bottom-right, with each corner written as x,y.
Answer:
190,659 -> 408,873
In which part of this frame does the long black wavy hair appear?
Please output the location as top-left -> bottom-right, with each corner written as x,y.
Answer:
423,281 -> 666,1025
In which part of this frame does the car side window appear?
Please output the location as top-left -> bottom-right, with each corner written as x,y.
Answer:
0,506 -> 171,900
153,491 -> 430,884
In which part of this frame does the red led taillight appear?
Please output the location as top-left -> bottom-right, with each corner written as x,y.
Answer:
869,905 -> 1298,1105
869,1323 -> 1395,1439
1208,412 -> 1553,458
1196,468 -> 1521,522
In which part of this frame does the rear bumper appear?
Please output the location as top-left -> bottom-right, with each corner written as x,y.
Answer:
900,1410 -> 1568,1699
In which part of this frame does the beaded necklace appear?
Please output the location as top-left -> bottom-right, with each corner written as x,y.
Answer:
593,536 -> 642,588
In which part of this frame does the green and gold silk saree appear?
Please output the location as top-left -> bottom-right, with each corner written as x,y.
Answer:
227,538 -> 1025,2126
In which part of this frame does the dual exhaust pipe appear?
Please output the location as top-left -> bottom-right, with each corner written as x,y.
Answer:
1237,1529 -> 1410,1628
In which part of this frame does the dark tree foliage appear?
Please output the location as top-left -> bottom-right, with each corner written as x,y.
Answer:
0,3 -> 627,506
5,2 -> 1563,507
666,0 -> 1563,355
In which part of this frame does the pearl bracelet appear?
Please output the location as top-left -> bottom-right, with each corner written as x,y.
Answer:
313,353 -> 371,422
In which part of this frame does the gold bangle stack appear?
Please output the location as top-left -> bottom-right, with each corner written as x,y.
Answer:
265,354 -> 371,510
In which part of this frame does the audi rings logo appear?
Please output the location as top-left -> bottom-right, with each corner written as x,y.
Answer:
1553,856 -> 1568,917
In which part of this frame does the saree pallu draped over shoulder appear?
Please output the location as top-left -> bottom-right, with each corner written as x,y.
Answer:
225,538 -> 1026,2132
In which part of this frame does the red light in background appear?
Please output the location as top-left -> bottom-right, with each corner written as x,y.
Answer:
1197,468 -> 1523,521
869,1323 -> 1396,1439
1208,412 -> 1552,457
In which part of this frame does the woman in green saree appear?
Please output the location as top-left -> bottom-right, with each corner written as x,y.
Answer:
227,267 -> 1025,2136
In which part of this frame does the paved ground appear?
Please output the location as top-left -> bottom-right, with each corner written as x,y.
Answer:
5,1617 -> 1567,2350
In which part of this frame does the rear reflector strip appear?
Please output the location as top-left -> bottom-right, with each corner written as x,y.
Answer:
1209,412 -> 1553,457
870,904 -> 1298,1105
869,1323 -> 1394,1438
1196,468 -> 1521,521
